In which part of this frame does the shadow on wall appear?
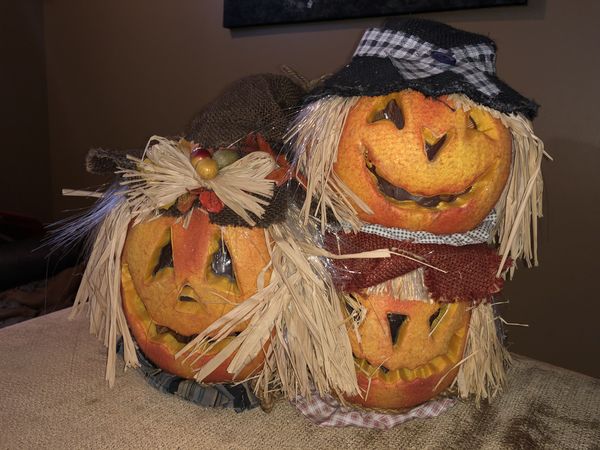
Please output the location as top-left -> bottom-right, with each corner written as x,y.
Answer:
501,137 -> 600,378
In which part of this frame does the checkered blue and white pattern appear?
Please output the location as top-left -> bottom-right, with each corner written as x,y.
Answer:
355,28 -> 500,97
357,209 -> 497,246
294,391 -> 456,429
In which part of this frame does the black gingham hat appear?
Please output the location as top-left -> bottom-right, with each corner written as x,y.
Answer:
308,18 -> 538,119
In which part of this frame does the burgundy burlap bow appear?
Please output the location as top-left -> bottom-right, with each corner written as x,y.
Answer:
324,232 -> 508,303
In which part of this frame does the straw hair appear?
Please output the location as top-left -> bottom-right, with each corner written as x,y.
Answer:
121,136 -> 277,226
454,302 -> 512,403
65,135 -> 281,385
69,197 -> 140,387
178,206 -> 363,400
285,96 -> 370,232
364,268 -> 432,301
448,94 -> 548,275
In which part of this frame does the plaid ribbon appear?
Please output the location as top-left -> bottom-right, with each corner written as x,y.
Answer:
117,340 -> 260,412
294,391 -> 456,429
355,28 -> 500,97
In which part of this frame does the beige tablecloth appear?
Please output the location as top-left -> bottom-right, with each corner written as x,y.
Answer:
1,309 -> 599,449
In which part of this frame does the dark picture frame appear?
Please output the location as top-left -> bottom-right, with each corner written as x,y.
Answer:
223,0 -> 527,28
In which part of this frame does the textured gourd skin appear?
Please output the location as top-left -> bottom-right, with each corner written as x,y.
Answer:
335,90 -> 512,234
347,296 -> 471,409
121,209 -> 270,381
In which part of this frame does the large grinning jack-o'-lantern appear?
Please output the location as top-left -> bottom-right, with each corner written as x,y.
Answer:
334,90 -> 512,234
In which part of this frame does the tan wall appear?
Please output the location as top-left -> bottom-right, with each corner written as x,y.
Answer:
43,0 -> 600,377
1,0 -> 51,222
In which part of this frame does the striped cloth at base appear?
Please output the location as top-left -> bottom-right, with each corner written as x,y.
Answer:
117,339 -> 260,412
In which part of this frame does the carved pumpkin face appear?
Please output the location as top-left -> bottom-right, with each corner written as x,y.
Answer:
346,289 -> 470,409
335,90 -> 512,234
121,208 -> 270,382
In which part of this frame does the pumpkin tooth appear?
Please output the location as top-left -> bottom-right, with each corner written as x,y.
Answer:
419,364 -> 434,379
429,355 -> 449,372
400,368 -> 416,382
426,362 -> 439,375
392,368 -> 403,383
382,368 -> 401,383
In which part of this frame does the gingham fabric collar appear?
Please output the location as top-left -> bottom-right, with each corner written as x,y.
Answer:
294,391 -> 456,429
337,210 -> 497,246
355,27 -> 500,97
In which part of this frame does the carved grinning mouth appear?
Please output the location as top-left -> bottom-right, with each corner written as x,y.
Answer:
352,318 -> 467,382
155,324 -> 198,344
367,162 -> 471,208
154,324 -> 240,344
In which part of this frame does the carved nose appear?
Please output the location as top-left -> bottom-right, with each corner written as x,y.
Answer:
423,128 -> 448,162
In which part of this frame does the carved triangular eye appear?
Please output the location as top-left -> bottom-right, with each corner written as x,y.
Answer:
468,115 -> 478,130
429,308 -> 441,328
371,100 -> 405,130
429,305 -> 448,331
211,239 -> 235,281
387,312 -> 408,345
153,241 -> 173,276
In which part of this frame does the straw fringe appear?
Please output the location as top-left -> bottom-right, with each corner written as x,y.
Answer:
64,135 -> 281,385
454,302 -> 512,404
285,96 -> 370,232
69,197 -> 139,386
364,268 -> 432,301
121,136 -> 277,226
178,207 -> 370,401
448,95 -> 548,275
288,93 -> 547,271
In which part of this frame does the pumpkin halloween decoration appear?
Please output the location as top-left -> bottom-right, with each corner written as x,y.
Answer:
55,74 -> 305,392
346,292 -> 470,409
59,73 -> 363,413
334,90 -> 513,234
287,17 -> 547,418
325,234 -> 508,410
121,209 -> 270,381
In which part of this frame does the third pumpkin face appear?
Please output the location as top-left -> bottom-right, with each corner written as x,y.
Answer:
347,291 -> 471,409
334,90 -> 512,233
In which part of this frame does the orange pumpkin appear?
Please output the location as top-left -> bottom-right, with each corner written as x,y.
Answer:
334,90 -> 512,234
346,289 -> 470,409
121,208 -> 271,382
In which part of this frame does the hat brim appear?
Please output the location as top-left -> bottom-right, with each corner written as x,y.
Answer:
307,57 -> 538,119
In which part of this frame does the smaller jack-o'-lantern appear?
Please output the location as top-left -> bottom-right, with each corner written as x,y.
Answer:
346,289 -> 470,409
334,90 -> 512,234
121,209 -> 271,382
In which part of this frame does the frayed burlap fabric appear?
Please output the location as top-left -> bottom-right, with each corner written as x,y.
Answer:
86,74 -> 305,176
324,232 -> 505,303
185,74 -> 305,150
